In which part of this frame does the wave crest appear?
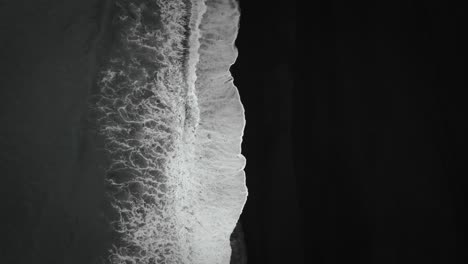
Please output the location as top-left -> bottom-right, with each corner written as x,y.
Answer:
91,1 -> 246,263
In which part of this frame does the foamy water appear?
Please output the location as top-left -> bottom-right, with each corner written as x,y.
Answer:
91,0 -> 246,263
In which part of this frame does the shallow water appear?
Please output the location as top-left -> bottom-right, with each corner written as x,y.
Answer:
0,0 -> 246,263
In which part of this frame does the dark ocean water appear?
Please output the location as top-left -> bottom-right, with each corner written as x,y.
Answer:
0,0 -> 114,262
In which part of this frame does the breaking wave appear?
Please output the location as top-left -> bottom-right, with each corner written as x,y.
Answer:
90,0 -> 246,263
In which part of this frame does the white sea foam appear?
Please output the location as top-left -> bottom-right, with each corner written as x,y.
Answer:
92,0 -> 245,263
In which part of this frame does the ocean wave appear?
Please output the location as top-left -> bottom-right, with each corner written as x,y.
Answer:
90,0 -> 246,263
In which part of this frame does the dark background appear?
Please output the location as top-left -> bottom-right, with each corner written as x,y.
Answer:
232,0 -> 303,264
236,0 -> 466,264
309,1 -> 466,264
